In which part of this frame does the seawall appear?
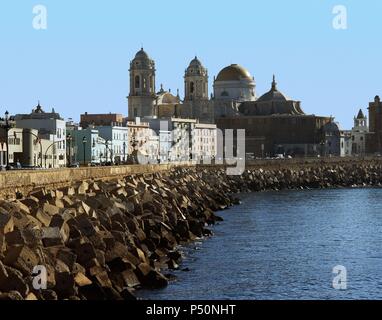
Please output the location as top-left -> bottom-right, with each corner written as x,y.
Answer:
1,157 -> 382,199
1,158 -> 382,300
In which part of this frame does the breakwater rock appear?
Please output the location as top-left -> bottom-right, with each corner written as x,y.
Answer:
1,162 -> 382,300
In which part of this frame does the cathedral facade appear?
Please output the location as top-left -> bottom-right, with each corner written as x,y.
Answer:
127,48 -> 333,157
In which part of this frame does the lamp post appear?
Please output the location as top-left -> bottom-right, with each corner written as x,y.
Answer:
123,141 -> 126,163
44,140 -> 62,168
320,140 -> 325,157
82,136 -> 87,166
4,111 -> 11,169
66,134 -> 72,167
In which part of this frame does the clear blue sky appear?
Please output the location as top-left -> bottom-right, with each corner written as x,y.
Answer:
0,0 -> 381,129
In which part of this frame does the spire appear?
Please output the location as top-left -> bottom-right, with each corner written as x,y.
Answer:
272,75 -> 277,91
177,89 -> 180,98
357,109 -> 365,119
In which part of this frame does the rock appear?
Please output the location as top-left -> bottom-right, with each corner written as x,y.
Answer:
136,263 -> 168,289
77,181 -> 89,195
121,269 -> 140,288
5,229 -> 26,246
35,209 -> 52,227
0,261 -> 29,297
75,215 -> 97,237
39,289 -> 58,300
26,292 -> 38,300
0,234 -> 4,254
4,245 -> 39,276
41,227 -> 64,247
43,203 -> 61,216
55,272 -> 77,298
0,212 -> 14,235
120,288 -> 137,300
56,249 -> 77,272
49,215 -> 70,243
0,291 -> 24,300
74,242 -> 97,267
74,272 -> 92,287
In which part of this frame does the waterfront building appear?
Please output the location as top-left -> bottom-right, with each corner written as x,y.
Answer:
340,130 -> 352,157
365,96 -> 382,154
144,117 -> 172,163
350,109 -> 368,155
14,103 -> 66,168
67,127 -> 111,165
126,118 -> 158,163
217,77 -> 332,157
169,118 -> 196,162
192,122 -> 217,162
97,124 -> 129,164
126,49 -> 334,158
80,112 -> 124,128
322,120 -> 342,156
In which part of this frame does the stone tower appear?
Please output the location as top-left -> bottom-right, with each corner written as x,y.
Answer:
184,56 -> 208,102
128,48 -> 156,119
354,109 -> 367,129
182,57 -> 213,123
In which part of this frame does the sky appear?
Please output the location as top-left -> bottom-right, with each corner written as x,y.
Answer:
0,0 -> 381,129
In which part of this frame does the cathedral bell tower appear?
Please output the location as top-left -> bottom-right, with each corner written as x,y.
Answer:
184,56 -> 208,102
128,48 -> 156,119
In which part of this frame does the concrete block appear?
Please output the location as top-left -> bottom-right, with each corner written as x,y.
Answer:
41,227 -> 64,247
4,245 -> 39,276
5,230 -> 26,246
0,212 -> 14,235
74,272 -> 92,287
43,203 -> 60,216
35,209 -> 52,227
121,269 -> 140,288
56,249 -> 77,272
55,271 -> 77,298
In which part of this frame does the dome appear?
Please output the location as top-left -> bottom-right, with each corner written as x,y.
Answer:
257,76 -> 288,102
323,121 -> 341,133
189,56 -> 202,67
134,48 -> 150,60
185,56 -> 207,76
216,64 -> 252,82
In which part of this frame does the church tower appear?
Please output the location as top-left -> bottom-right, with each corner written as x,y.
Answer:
128,48 -> 156,119
182,57 -> 213,122
184,56 -> 208,102
354,109 -> 367,129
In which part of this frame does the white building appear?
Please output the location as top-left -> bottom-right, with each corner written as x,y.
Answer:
340,130 -> 352,157
14,103 -> 66,168
350,109 -> 368,155
97,123 -> 129,164
192,123 -> 217,162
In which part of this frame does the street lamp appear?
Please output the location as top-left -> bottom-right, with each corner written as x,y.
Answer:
4,111 -> 9,166
320,140 -> 325,157
123,141 -> 126,163
3,111 -> 11,169
66,134 -> 72,167
82,136 -> 87,166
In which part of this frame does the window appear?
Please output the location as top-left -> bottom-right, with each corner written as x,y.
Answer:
190,82 -> 195,94
135,76 -> 140,88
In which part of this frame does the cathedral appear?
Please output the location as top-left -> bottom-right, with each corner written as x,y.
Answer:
127,48 -> 333,157
127,48 -> 258,123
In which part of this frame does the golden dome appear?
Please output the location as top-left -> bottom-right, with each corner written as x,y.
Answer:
216,64 -> 252,81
